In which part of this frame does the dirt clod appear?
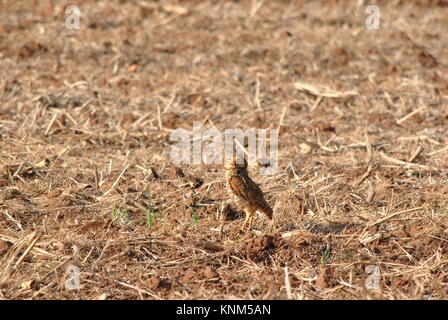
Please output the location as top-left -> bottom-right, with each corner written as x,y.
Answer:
316,267 -> 332,289
181,268 -> 198,283
144,277 -> 161,290
203,267 -> 219,280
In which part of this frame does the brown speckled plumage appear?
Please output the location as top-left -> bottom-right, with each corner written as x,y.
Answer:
224,157 -> 272,231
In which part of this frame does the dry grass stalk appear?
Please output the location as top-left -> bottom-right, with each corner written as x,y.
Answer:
408,145 -> 424,163
428,145 -> 448,156
379,151 -> 437,171
284,264 -> 293,299
115,280 -> 162,300
102,163 -> 130,196
396,106 -> 425,125
0,232 -> 42,283
294,81 -> 358,98
369,207 -> 424,227
353,166 -> 373,187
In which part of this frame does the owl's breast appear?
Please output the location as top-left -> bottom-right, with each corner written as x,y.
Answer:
233,194 -> 249,208
226,179 -> 250,209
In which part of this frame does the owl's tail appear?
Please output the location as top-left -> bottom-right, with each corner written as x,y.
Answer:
259,206 -> 273,220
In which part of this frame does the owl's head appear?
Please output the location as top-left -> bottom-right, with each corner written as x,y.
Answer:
223,155 -> 247,170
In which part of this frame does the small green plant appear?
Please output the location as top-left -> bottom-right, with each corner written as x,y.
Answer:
321,245 -> 332,264
146,192 -> 159,228
111,203 -> 131,226
192,212 -> 199,225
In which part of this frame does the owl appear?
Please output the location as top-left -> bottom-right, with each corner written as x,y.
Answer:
224,156 -> 273,231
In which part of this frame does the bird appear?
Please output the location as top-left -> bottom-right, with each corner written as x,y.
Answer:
223,156 -> 273,231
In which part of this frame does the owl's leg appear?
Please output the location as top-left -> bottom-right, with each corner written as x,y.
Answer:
240,207 -> 252,232
247,210 -> 255,230
241,208 -> 255,231
240,211 -> 249,231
